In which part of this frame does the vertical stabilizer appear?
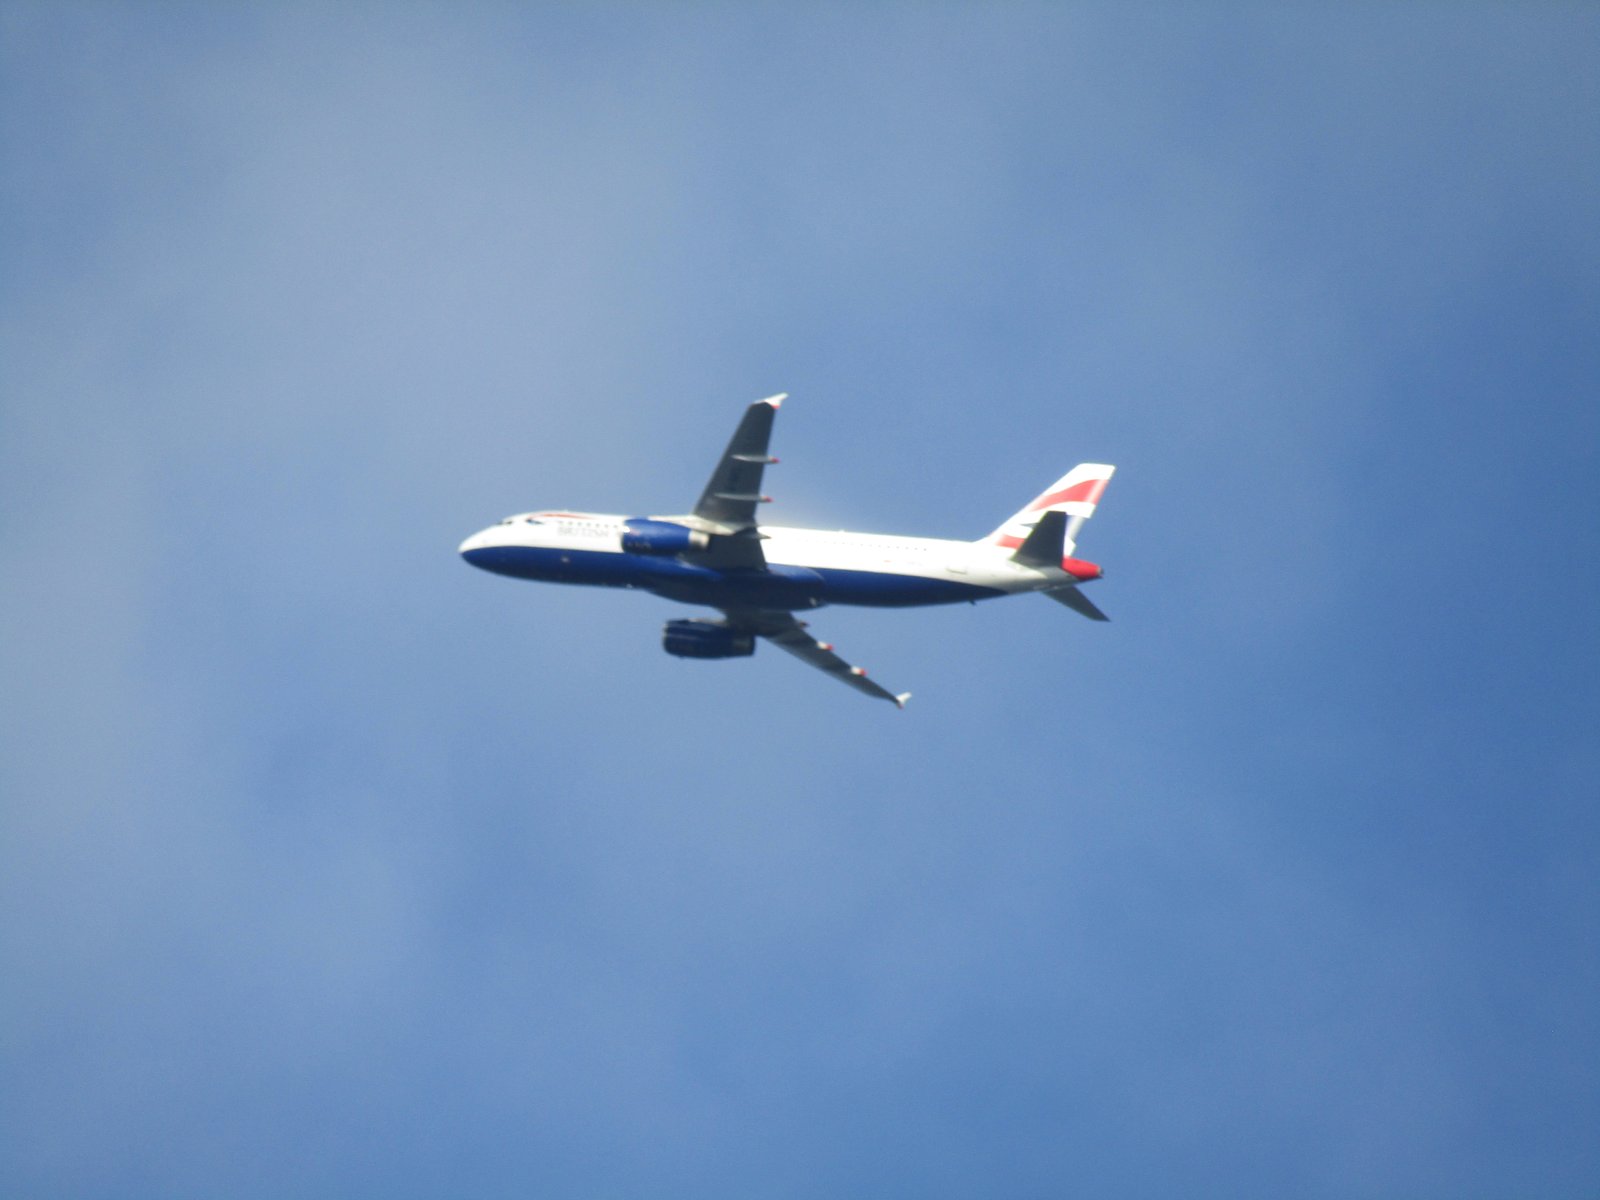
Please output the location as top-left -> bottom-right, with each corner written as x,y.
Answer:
984,463 -> 1115,555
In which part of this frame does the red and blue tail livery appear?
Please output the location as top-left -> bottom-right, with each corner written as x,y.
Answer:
459,396 -> 1117,706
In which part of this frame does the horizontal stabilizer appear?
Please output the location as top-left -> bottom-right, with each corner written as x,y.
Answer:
1043,586 -> 1109,622
1013,510 -> 1067,567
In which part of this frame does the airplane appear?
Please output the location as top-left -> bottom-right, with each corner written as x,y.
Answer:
458,396 -> 1115,707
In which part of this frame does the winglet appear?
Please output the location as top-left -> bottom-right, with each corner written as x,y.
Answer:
894,692 -> 912,710
761,393 -> 787,409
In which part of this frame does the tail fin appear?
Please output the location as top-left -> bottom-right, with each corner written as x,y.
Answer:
983,463 -> 1116,555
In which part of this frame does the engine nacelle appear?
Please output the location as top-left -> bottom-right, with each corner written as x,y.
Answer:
662,618 -> 755,660
621,518 -> 711,556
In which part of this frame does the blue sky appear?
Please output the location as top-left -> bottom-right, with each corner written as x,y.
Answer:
2,4 -> 1597,1197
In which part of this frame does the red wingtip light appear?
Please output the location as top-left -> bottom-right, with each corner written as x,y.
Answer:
1061,557 -> 1103,581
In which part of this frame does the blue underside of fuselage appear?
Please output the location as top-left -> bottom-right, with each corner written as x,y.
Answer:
461,545 -> 1003,608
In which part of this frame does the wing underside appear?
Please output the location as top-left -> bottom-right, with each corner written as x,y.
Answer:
686,398 -> 908,706
725,609 -> 910,708
683,396 -> 785,569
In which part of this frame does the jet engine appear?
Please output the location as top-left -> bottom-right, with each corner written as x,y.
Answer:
662,618 -> 755,659
620,518 -> 711,555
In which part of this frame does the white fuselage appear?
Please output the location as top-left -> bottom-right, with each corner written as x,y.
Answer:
458,511 -> 1075,610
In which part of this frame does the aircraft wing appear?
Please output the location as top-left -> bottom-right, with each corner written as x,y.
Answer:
726,609 -> 911,708
683,395 -> 786,570
694,395 -> 783,527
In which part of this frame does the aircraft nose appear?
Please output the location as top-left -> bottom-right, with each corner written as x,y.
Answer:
458,527 -> 503,569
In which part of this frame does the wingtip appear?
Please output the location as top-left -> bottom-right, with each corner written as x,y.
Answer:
894,692 -> 912,710
760,393 -> 787,409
